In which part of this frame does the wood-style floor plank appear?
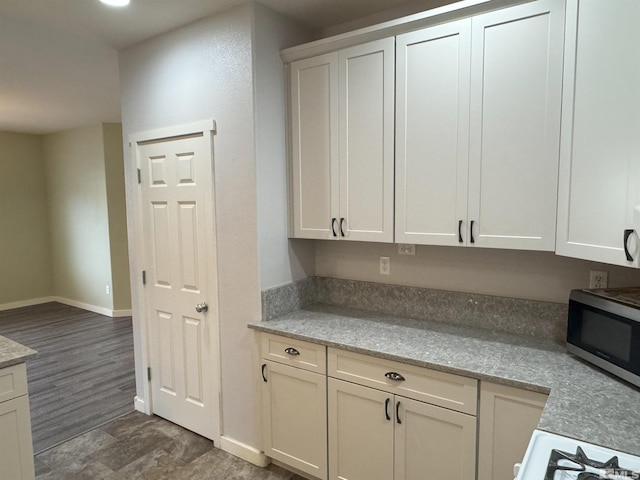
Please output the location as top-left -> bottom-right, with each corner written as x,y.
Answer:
0,302 -> 135,453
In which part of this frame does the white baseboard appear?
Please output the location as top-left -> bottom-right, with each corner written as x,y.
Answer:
134,396 -> 148,414
53,297 -> 114,317
0,297 -> 56,312
0,296 -> 132,318
219,436 -> 270,467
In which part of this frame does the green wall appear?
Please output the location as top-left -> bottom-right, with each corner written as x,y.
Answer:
0,132 -> 53,305
44,125 -> 113,310
103,124 -> 131,311
0,125 -> 131,313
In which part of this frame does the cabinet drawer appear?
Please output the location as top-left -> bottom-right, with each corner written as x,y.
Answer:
328,348 -> 477,415
0,363 -> 28,404
262,334 -> 326,374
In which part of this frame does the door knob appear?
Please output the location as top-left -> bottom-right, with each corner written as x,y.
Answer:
195,302 -> 208,313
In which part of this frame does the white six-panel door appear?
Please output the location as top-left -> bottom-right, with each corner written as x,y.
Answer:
395,20 -> 471,246
468,0 -> 564,251
136,124 -> 219,440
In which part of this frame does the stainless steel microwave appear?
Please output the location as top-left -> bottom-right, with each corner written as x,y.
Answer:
567,288 -> 640,388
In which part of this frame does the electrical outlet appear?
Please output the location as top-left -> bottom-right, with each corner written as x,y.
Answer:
106,285 -> 110,295
589,271 -> 608,289
398,244 -> 416,255
380,256 -> 390,275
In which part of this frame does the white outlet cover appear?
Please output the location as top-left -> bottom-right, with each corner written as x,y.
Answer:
398,244 -> 416,255
589,270 -> 608,289
380,256 -> 390,275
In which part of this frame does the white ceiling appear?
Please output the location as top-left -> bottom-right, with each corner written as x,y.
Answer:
0,0 -> 444,134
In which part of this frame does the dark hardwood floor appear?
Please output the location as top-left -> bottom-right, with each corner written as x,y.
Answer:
0,302 -> 135,453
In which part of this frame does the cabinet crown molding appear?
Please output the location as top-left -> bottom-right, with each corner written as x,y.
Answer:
280,0 -> 533,63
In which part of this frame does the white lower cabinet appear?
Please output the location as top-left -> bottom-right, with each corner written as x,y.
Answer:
261,335 -> 328,480
261,334 -> 548,480
0,363 -> 35,480
477,381 -> 548,480
328,348 -> 477,480
395,396 -> 476,480
328,379 -> 394,480
328,378 -> 476,480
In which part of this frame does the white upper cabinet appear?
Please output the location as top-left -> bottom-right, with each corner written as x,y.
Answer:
290,38 -> 395,242
396,20 -> 471,246
290,53 -> 339,240
396,0 -> 564,251
556,0 -> 640,267
468,0 -> 564,251
339,40 -> 395,242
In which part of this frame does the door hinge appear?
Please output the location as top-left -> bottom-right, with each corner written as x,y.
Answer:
147,367 -> 151,381
142,270 -> 146,285
137,168 -> 141,184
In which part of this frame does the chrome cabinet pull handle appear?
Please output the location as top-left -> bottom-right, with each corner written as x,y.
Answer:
385,371 -> 405,382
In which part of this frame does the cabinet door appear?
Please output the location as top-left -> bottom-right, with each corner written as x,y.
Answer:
339,38 -> 395,243
262,361 -> 327,479
468,0 -> 564,251
328,378 -> 394,480
477,382 -> 548,480
396,20 -> 471,246
395,396 -> 476,480
0,395 -> 35,480
290,53 -> 340,240
556,0 -> 640,267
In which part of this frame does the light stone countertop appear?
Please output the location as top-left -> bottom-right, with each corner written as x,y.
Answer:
249,304 -> 640,456
0,335 -> 37,369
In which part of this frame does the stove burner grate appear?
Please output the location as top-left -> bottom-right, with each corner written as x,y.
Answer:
545,446 -> 640,480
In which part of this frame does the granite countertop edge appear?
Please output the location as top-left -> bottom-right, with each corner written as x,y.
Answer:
0,335 -> 37,369
248,304 -> 640,457
251,321 -> 551,393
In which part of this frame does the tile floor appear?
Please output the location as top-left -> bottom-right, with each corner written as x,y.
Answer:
34,411 -> 306,480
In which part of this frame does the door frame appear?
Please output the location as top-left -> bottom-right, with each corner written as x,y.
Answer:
128,120 -> 222,443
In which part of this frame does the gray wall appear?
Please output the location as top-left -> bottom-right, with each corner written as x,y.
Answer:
315,241 -> 640,303
254,2 -> 316,290
120,3 -> 263,449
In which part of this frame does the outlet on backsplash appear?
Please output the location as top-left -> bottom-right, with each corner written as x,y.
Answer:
589,270 -> 608,289
380,257 -> 390,275
398,244 -> 416,255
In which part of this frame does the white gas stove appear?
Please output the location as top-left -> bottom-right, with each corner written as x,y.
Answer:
516,430 -> 640,480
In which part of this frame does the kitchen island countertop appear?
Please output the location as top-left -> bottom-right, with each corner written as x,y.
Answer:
249,303 -> 640,457
0,334 -> 37,369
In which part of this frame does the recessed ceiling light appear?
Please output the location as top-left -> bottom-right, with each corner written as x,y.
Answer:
100,0 -> 130,7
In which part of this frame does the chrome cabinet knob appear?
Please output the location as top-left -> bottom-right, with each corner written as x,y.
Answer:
195,302 -> 208,313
